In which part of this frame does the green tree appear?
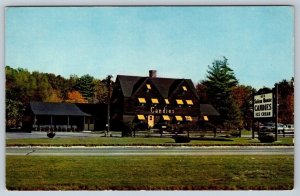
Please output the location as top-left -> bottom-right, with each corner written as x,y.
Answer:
202,57 -> 241,128
74,74 -> 95,103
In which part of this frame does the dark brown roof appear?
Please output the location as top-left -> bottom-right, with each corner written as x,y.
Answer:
200,104 -> 220,116
30,102 -> 91,116
116,75 -> 199,99
117,75 -> 143,97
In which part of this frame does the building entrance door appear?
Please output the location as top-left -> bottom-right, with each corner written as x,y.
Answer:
148,115 -> 154,128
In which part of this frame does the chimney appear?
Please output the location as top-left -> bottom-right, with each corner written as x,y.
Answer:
149,70 -> 157,78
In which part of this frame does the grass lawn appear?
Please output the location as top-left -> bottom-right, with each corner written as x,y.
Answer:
6,136 -> 294,146
6,155 -> 293,190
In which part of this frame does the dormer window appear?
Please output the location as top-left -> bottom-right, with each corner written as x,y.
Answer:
165,99 -> 170,105
182,86 -> 187,91
151,98 -> 159,104
146,84 -> 152,90
203,116 -> 209,121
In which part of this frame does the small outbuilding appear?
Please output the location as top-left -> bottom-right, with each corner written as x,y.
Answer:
22,102 -> 95,131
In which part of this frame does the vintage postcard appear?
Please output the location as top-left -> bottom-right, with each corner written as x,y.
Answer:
5,6 -> 294,190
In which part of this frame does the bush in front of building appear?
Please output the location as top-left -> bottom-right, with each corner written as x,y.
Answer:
47,132 -> 55,138
121,123 -> 133,137
258,133 -> 275,143
228,130 -> 241,138
172,135 -> 191,143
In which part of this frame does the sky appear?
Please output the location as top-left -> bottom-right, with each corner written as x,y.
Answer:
5,6 -> 294,88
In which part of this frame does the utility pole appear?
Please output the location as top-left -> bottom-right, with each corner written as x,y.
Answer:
106,75 -> 113,137
275,83 -> 278,141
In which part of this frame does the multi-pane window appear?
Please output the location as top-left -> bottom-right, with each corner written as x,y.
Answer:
185,116 -> 193,121
138,98 -> 146,103
175,115 -> 183,121
162,115 -> 171,121
151,98 -> 159,104
176,99 -> 184,105
137,114 -> 146,120
186,100 -> 193,105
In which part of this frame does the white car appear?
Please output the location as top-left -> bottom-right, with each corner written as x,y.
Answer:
283,124 -> 294,134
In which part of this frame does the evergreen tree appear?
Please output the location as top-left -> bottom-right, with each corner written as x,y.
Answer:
202,57 -> 241,128
74,74 -> 95,103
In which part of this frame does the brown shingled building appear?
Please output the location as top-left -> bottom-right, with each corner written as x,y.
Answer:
110,70 -> 214,131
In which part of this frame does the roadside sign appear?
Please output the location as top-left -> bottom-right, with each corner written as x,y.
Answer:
253,93 -> 273,118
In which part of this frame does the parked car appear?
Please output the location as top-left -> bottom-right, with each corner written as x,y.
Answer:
260,122 -> 275,132
283,124 -> 294,134
260,122 -> 285,133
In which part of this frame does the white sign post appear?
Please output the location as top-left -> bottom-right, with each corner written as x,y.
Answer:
254,93 -> 273,118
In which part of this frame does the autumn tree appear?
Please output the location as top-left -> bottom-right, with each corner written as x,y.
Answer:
232,85 -> 255,130
196,83 -> 209,103
66,90 -> 87,103
93,79 -> 108,103
45,90 -> 63,103
277,78 -> 294,124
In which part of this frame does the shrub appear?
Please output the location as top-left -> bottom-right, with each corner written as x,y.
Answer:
229,130 -> 241,137
258,133 -> 275,143
172,135 -> 191,143
121,125 -> 132,137
47,132 -> 55,138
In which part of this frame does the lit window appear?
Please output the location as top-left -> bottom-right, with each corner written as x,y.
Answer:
175,115 -> 183,121
182,86 -> 187,91
137,115 -> 146,120
176,99 -> 184,105
138,98 -> 146,103
146,84 -> 152,90
186,100 -> 193,105
204,116 -> 209,121
151,98 -> 159,104
162,115 -> 170,121
185,116 -> 193,121
165,99 -> 170,104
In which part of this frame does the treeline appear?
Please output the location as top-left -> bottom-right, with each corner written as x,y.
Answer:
5,57 -> 294,130
195,57 -> 294,130
6,66 -> 112,128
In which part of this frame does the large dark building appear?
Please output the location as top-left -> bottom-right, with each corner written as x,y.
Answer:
110,70 -> 202,130
21,70 -> 219,132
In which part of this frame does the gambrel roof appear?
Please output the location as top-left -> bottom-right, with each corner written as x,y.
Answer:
116,75 -> 199,99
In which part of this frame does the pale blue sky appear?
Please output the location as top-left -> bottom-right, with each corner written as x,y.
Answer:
5,6 -> 294,88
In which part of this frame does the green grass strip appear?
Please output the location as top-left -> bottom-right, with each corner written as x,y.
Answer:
6,155 -> 294,190
6,137 -> 294,147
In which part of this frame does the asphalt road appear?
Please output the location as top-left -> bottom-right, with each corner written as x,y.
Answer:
6,146 -> 294,156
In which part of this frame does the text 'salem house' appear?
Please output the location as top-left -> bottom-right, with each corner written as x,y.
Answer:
110,70 -> 201,130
